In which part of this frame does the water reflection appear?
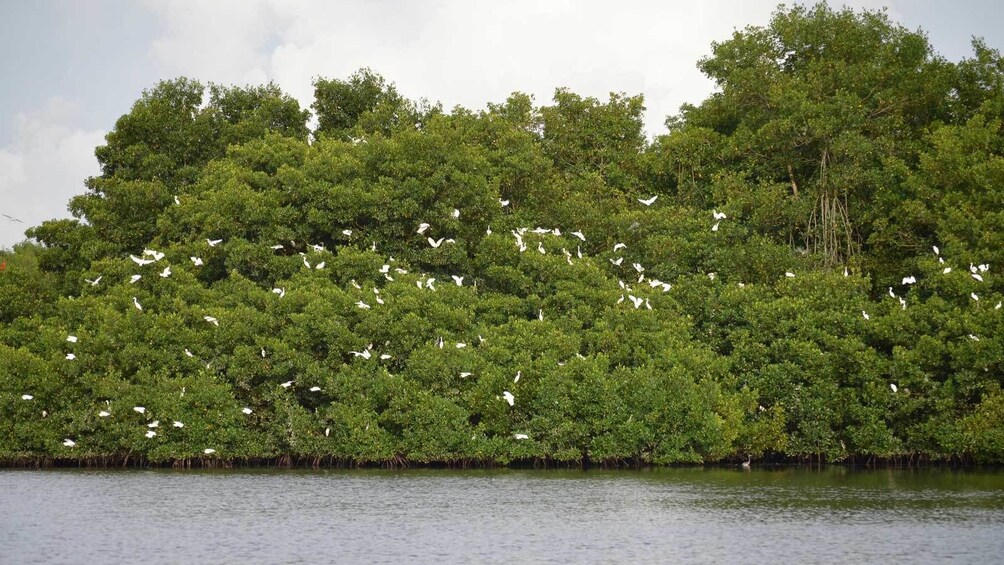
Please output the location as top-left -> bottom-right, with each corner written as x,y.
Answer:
1,467 -> 1002,564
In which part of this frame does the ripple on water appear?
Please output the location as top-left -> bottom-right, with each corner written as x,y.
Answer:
1,468 -> 1002,564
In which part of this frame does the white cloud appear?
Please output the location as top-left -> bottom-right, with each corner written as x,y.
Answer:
0,98 -> 105,248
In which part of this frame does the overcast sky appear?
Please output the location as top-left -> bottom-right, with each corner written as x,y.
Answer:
1,0 -> 1002,248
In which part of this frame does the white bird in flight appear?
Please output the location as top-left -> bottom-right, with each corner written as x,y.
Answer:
610,257 -> 624,266
207,238 -> 223,247
902,276 -> 916,285
145,430 -> 157,438
502,391 -> 515,406
785,272 -> 795,278
428,237 -> 445,248
85,276 -> 102,286
613,243 -> 626,251
204,448 -> 216,454
21,394 -> 33,400
712,210 -> 727,220
63,439 -> 76,448
190,256 -> 203,266
67,335 -> 77,343
342,229 -> 352,237
417,223 -> 431,234
638,195 -> 658,206
204,316 -> 219,326
452,275 -> 464,286
309,386 -> 322,392
173,421 -> 184,428
242,407 -> 253,415
356,301 -> 371,309
571,231 -> 586,241
130,275 -> 142,284
160,265 -> 171,278
130,255 -> 154,266
133,406 -> 145,414
514,433 -> 529,440
350,349 -> 372,359
280,381 -> 294,388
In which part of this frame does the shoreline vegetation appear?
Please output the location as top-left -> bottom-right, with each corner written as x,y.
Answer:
3,4 -> 1004,469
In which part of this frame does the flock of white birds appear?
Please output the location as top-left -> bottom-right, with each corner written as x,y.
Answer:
17,193 -> 999,456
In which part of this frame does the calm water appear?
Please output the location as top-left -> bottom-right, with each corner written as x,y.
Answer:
1,467 -> 1002,564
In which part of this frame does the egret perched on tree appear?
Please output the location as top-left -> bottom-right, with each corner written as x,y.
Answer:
133,297 -> 143,310
134,406 -> 146,414
65,353 -> 76,360
242,407 -> 253,415
67,335 -> 77,343
21,394 -> 32,400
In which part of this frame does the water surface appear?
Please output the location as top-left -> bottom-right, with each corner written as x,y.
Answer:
1,467 -> 1002,563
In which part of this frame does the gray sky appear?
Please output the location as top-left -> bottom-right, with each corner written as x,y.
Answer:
1,0 -> 1002,249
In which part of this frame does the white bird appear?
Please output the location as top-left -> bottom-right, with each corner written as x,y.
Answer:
350,349 -> 372,359
66,353 -> 76,360
645,298 -> 653,310
184,349 -> 194,357
85,276 -> 102,286
890,383 -> 898,393
130,255 -> 154,266
132,297 -> 142,311
712,221 -> 720,232
242,407 -> 253,415
425,278 -> 437,291
309,386 -> 322,392
160,265 -> 171,278
632,262 -> 645,273
969,334 -> 980,341
486,226 -> 493,235
460,372 -> 472,378
538,309 -> 544,321
514,371 -> 521,383
351,279 -> 362,289
280,381 -> 294,388
417,223 -> 431,234
502,391 -> 515,406
428,237 -> 445,248
610,257 -> 624,266
133,406 -> 145,414
207,238 -> 223,247
379,264 -> 391,274
713,210 -> 727,220
436,337 -> 444,349
21,394 -> 33,400
452,208 -> 460,219
204,448 -> 216,454
943,267 -> 952,274
785,272 -> 795,278
499,199 -> 510,207
456,342 -> 467,349
380,354 -> 392,360
452,275 -> 464,286
996,302 -> 1002,310
902,276 -> 916,285
270,244 -> 284,250
629,295 -> 643,309
537,241 -> 546,254
613,243 -> 626,251
899,297 -> 907,310
356,301 -> 371,309
862,311 -> 870,320
129,274 -> 142,284
325,427 -> 331,437
144,249 -> 165,261
315,262 -> 326,270
971,293 -> 979,301
978,263 -> 989,273
375,296 -> 385,305
173,421 -> 184,428
577,246 -> 583,259
310,243 -> 326,252
571,231 -> 586,241
514,433 -> 529,440
843,267 -> 849,277
145,430 -> 157,438
67,335 -> 77,343
63,439 -> 76,448
190,256 -> 203,266
261,348 -> 266,358
147,420 -> 159,428
272,287 -> 285,298
204,316 -> 219,326
972,273 -> 984,282
888,287 -> 897,298
933,245 -> 940,255
99,410 -> 110,417
174,195 -> 181,205
617,294 -> 625,304
638,195 -> 658,206
342,229 -> 352,237
551,228 -> 562,236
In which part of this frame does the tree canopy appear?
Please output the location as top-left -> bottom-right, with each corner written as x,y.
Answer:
2,4 -> 1003,467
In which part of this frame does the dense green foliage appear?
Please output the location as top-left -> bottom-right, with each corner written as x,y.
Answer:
2,5 -> 1003,467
